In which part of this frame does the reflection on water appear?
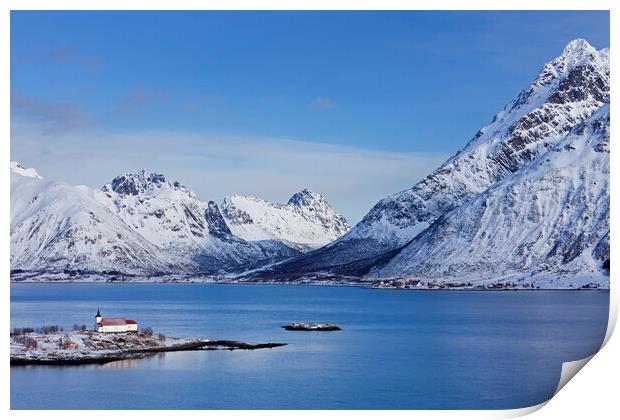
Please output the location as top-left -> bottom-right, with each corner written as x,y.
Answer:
10,284 -> 610,409
98,358 -> 141,369
98,352 -> 168,369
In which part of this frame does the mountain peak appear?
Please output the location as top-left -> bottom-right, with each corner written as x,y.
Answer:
552,38 -> 600,71
222,189 -> 350,252
108,170 -> 167,195
105,170 -> 189,196
561,38 -> 595,57
287,189 -> 326,206
493,37 -> 608,122
10,161 -> 43,179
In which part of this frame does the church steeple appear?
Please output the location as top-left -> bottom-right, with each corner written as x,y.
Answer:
95,308 -> 102,325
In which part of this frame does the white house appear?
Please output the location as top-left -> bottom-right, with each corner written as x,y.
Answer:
95,309 -> 138,333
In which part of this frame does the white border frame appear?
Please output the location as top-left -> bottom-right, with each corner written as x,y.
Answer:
1,1 -> 616,418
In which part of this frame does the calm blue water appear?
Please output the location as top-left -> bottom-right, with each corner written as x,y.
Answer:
10,284 -> 609,409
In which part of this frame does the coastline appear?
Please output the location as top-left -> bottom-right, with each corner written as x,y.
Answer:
10,331 -> 287,366
9,277 -> 610,291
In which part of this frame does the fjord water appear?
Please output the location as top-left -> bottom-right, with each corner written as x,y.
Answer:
10,284 -> 608,410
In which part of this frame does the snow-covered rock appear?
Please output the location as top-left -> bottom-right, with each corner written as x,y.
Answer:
222,189 -> 350,252
260,39 -> 610,285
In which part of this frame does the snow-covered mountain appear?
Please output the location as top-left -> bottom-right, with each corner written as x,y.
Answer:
221,189 -> 350,252
11,166 -> 353,278
370,103 -> 610,287
258,39 -> 610,286
91,170 -> 300,272
10,163 -> 199,276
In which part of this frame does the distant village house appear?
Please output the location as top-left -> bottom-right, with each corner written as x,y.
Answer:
95,309 -> 138,333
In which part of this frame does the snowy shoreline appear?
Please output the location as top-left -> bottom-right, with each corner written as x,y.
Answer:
9,275 -> 609,290
10,330 -> 287,366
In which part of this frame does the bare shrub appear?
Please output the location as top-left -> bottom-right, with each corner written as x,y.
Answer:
11,327 -> 35,336
142,327 -> 153,336
61,335 -> 77,349
12,335 -> 26,344
158,333 -> 166,342
38,325 -> 62,334
24,337 -> 38,350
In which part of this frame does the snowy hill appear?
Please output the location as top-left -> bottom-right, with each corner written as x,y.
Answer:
222,189 -> 350,252
257,39 -> 609,286
10,166 -> 199,276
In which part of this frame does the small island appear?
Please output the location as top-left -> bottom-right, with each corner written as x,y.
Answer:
283,322 -> 341,331
11,310 -> 286,366
11,329 -> 286,365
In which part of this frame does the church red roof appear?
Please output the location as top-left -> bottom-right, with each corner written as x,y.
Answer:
98,318 -> 135,326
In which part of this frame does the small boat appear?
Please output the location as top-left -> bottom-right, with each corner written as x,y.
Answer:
282,322 -> 341,331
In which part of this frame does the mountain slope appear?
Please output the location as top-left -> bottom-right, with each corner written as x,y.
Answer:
10,161 -> 42,179
369,104 -> 610,288
10,164 -> 199,275
221,189 -> 351,252
260,39 -> 609,278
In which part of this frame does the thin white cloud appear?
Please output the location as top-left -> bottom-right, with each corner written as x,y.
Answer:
310,96 -> 336,110
11,123 -> 448,224
41,46 -> 102,71
116,88 -> 168,115
11,94 -> 94,135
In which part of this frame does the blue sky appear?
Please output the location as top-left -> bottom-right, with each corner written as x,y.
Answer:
10,11 -> 610,223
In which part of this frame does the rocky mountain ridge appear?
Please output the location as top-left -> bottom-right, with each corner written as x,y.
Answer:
10,166 -> 349,277
222,189 -> 350,252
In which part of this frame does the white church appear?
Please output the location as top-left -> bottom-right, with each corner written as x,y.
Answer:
95,309 -> 139,333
